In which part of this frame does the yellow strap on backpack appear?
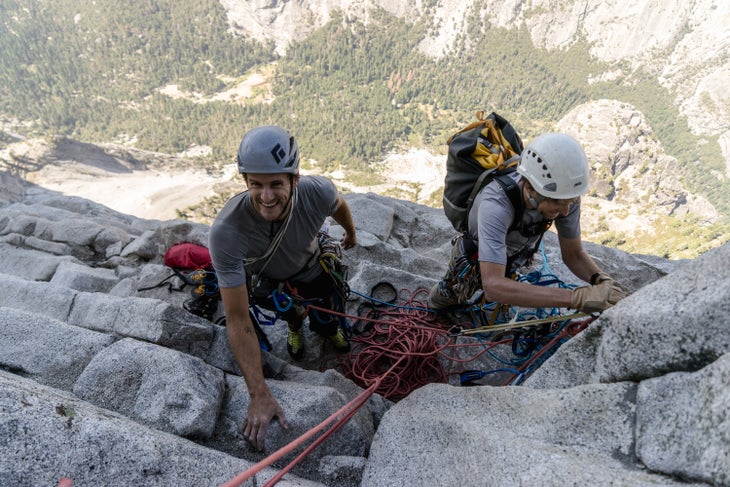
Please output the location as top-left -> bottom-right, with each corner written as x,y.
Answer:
448,111 -> 519,170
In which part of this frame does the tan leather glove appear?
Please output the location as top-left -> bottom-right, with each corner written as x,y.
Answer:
592,272 -> 629,299
570,280 -> 626,313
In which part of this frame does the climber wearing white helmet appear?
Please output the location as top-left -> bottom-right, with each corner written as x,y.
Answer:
209,125 -> 357,452
428,132 -> 627,313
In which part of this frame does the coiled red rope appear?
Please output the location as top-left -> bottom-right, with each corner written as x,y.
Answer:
319,288 -> 455,400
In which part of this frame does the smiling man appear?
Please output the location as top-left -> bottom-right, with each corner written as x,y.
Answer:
428,132 -> 628,314
209,125 -> 356,451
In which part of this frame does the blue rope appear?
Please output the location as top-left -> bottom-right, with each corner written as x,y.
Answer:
250,304 -> 279,327
349,288 -> 433,313
456,241 -> 589,385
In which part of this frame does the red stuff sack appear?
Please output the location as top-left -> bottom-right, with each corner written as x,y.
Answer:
163,243 -> 212,270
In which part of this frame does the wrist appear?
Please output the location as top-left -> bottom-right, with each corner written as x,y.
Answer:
246,380 -> 272,398
590,272 -> 611,285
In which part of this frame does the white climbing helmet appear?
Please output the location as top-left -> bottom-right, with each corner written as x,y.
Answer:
236,125 -> 300,175
516,133 -> 590,199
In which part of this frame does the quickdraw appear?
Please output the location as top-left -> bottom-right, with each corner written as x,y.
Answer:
272,285 -> 294,312
317,230 -> 350,304
316,231 -> 351,333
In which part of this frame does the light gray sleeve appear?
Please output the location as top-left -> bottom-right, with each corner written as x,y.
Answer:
307,175 -> 339,216
554,200 -> 581,239
209,214 -> 247,289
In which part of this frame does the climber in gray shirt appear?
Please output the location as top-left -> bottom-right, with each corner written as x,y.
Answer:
428,132 -> 627,313
209,125 -> 356,452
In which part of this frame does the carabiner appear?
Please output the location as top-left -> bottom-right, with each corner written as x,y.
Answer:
272,288 -> 293,312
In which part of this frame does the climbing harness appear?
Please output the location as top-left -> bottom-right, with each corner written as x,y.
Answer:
242,229 -> 353,350
433,233 -> 482,304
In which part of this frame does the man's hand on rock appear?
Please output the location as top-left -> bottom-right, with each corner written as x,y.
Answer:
571,280 -> 627,313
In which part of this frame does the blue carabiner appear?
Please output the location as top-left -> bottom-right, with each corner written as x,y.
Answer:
272,288 -> 293,312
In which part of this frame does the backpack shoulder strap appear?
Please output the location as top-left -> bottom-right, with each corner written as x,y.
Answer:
464,156 -> 521,229
493,168 -> 523,231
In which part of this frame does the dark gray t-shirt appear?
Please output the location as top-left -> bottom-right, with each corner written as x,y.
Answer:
209,175 -> 339,288
468,172 -> 581,270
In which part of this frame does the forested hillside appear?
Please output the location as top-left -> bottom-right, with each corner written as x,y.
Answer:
1,0 -> 729,254
0,0 -> 274,157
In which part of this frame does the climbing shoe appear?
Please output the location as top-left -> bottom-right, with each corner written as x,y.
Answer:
287,328 -> 305,361
327,328 -> 351,353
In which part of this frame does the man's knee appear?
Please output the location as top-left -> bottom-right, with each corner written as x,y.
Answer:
427,281 -> 460,310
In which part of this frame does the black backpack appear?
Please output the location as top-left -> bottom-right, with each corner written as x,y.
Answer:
442,111 -> 525,233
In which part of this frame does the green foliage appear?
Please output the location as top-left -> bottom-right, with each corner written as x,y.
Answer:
344,169 -> 386,187
0,0 -> 274,152
586,214 -> 730,260
597,230 -> 627,249
1,1 -> 728,256
1,2 -> 604,164
267,9 -> 433,170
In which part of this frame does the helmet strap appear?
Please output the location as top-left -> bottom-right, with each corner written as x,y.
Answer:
523,183 -> 545,209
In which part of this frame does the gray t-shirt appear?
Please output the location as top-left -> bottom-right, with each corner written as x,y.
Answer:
209,175 -> 339,288
468,172 -> 581,270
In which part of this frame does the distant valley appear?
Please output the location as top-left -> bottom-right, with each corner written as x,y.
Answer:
1,0 -> 729,258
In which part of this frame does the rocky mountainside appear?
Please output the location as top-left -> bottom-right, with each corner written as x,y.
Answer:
558,100 -> 723,255
223,0 -> 730,177
1,178 -> 727,486
2,95 -> 725,258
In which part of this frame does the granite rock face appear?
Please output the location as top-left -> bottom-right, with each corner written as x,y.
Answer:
1,185 -> 725,487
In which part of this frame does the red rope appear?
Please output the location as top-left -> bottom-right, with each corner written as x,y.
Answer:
261,380 -> 376,487
313,289 -> 456,400
220,357 -> 406,487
